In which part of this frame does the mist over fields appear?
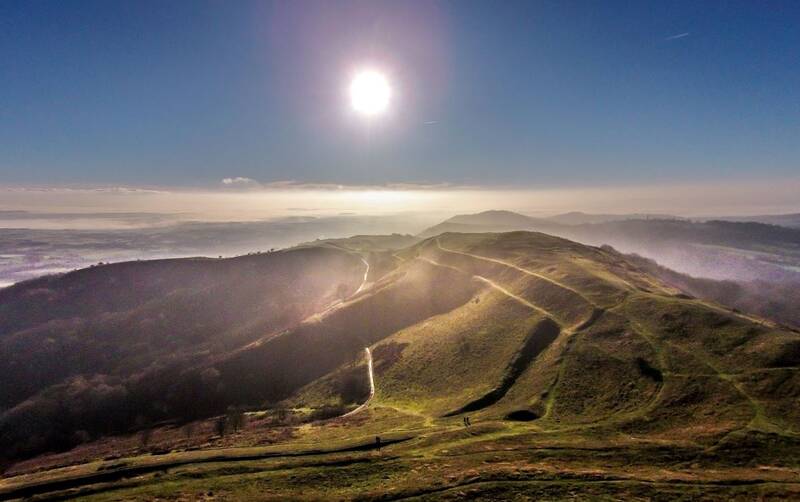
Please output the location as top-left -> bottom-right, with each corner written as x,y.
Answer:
2,179 -> 800,284
0,213 -> 437,287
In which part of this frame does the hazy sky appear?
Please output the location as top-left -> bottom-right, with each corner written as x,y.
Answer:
2,0 -> 799,191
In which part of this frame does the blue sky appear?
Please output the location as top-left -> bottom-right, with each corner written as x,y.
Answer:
2,0 -> 799,188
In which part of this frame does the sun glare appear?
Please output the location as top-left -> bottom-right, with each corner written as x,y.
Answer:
349,70 -> 391,116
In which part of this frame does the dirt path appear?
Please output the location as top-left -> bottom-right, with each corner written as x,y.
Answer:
418,256 -> 547,312
418,255 -> 592,332
435,239 -> 593,305
238,252 -> 370,352
312,255 -> 369,319
342,347 -> 375,418
354,257 -> 370,294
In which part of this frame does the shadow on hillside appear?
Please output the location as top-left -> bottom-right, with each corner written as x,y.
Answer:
443,318 -> 560,417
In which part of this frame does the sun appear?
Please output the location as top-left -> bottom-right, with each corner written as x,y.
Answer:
349,70 -> 391,116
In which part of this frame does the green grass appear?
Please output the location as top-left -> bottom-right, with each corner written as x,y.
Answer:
10,422 -> 800,501
4,231 -> 800,500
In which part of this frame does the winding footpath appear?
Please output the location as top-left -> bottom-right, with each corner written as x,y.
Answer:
354,257 -> 370,294
312,255 -> 369,320
342,347 -> 375,417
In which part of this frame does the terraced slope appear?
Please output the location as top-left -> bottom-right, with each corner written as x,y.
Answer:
300,231 -> 799,443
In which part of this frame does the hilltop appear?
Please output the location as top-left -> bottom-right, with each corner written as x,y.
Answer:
420,210 -> 800,283
1,230 -> 799,499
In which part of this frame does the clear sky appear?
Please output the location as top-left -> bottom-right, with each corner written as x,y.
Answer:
2,0 -> 799,189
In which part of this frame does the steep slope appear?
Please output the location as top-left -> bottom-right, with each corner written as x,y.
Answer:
0,248 -> 368,409
624,251 -> 800,329
206,255 -> 478,407
0,235 -> 484,464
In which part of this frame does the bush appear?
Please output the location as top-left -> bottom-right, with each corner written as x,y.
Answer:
309,404 -> 349,421
336,372 -> 369,404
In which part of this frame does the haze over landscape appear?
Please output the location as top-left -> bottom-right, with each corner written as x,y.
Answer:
2,1 -> 800,500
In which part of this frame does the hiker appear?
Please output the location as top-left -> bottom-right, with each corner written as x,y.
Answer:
375,436 -> 381,449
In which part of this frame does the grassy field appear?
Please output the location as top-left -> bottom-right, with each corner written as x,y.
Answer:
3,410 -> 799,500
2,231 -> 799,500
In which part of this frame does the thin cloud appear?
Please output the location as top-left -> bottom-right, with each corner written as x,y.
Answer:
665,32 -> 690,41
255,180 -> 468,191
221,177 -> 262,189
0,185 -> 165,194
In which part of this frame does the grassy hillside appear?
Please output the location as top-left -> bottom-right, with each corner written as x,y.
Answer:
419,210 -> 800,282
2,230 -> 799,499
286,232 -> 798,444
0,247 -> 367,461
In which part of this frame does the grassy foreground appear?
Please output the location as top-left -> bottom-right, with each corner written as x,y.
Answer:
2,405 -> 799,500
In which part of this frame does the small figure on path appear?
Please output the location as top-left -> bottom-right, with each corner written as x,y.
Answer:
375,436 -> 381,450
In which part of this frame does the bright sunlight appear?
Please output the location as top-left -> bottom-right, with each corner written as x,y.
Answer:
349,69 -> 391,116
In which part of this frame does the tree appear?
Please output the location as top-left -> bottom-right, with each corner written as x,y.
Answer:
226,406 -> 246,433
214,416 -> 227,438
337,372 -> 368,404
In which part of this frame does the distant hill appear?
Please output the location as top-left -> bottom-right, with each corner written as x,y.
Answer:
418,210 -> 560,238
421,209 -> 683,236
447,209 -> 545,227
